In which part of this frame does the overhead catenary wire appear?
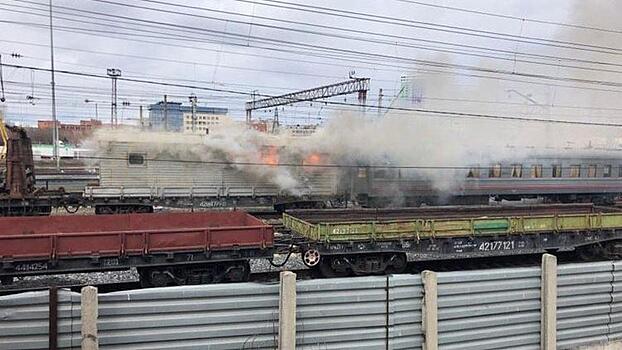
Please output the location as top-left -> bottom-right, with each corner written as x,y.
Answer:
7,0 -> 622,76
394,0 -> 622,36
3,1 -> 622,126
230,0 -> 622,54
55,0 -> 622,70
6,16 -> 622,93
6,8 -> 622,98
10,76 -> 622,114
7,35 -> 622,98
7,0 -> 622,84
4,63 -> 622,128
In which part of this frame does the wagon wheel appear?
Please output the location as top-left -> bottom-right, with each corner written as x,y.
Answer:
302,249 -> 320,267
385,253 -> 408,274
317,256 -> 350,278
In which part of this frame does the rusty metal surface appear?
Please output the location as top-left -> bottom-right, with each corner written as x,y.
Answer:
0,211 -> 272,260
4,126 -> 36,199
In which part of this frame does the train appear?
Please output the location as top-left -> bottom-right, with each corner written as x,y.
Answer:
3,127 -> 622,215
2,203 -> 622,287
84,137 -> 622,212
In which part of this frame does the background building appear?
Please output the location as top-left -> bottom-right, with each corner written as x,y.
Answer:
37,119 -> 102,131
149,101 -> 228,132
182,108 -> 229,134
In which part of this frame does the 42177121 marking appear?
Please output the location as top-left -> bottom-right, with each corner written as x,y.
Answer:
478,241 -> 516,251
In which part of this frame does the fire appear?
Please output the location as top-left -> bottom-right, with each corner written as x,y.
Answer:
261,146 -> 279,166
304,153 -> 323,166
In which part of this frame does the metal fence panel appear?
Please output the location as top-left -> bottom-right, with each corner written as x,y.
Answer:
96,282 -> 280,350
296,276 -> 388,350
557,261 -> 615,349
7,261 -> 622,349
436,267 -> 541,350
388,275 -> 423,350
0,289 -> 79,350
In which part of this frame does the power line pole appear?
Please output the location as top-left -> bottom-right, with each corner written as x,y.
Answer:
377,88 -> 383,117
107,68 -> 121,127
189,94 -> 197,133
163,94 -> 168,131
139,105 -> 143,129
49,0 -> 59,170
84,99 -> 98,121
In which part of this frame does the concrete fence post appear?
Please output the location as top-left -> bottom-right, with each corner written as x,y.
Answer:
422,270 -> 438,350
81,286 -> 99,350
541,254 -> 557,350
278,271 -> 297,350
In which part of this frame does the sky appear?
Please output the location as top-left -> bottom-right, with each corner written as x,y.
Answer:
1,0 -> 622,130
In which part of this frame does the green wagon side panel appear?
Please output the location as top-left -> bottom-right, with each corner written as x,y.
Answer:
558,215 -> 590,230
282,214 -> 319,240
429,220 -> 472,237
601,214 -> 622,229
472,219 -> 509,233
516,217 -> 556,233
283,212 -> 622,243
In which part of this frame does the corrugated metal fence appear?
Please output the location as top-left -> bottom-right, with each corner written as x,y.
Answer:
0,276 -> 422,350
0,289 -> 80,349
557,261 -> 621,349
437,267 -> 542,350
2,259 -> 622,349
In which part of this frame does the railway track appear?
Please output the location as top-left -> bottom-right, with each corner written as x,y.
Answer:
0,269 -> 313,296
0,251 -> 606,297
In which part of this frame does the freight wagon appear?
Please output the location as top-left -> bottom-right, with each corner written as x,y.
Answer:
0,211 -> 273,287
5,204 -> 622,287
284,203 -> 622,277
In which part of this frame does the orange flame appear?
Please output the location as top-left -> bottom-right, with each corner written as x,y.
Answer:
261,146 -> 279,166
304,153 -> 323,166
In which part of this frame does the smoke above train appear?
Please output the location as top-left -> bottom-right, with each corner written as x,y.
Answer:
85,108 -> 622,201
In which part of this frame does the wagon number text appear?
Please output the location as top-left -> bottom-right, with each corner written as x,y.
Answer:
478,241 -> 515,251
332,227 -> 358,235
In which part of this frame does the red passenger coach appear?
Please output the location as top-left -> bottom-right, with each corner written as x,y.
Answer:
0,211 -> 273,287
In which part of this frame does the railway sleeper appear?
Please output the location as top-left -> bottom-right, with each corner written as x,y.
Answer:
314,253 -> 407,278
137,261 -> 251,287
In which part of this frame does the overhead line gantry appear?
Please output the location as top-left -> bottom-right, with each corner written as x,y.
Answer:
245,77 -> 370,124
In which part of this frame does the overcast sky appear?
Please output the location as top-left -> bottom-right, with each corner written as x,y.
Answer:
1,0 -> 621,128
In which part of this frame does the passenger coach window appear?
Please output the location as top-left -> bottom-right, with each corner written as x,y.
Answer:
489,164 -> 502,178
588,165 -> 597,178
570,165 -> 581,178
467,166 -> 480,178
604,165 -> 612,177
357,168 -> 367,178
511,164 -> 522,178
552,165 -> 562,178
128,153 -> 145,166
531,164 -> 542,178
